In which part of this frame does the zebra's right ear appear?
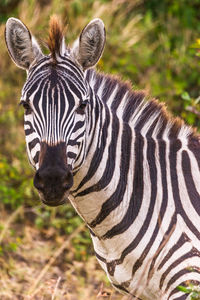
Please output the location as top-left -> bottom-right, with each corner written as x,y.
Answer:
72,18 -> 106,70
5,18 -> 44,70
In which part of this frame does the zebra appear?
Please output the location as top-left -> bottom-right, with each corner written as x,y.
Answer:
4,15 -> 200,300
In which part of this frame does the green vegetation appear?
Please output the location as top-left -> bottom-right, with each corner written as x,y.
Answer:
0,0 -> 200,298
178,285 -> 200,299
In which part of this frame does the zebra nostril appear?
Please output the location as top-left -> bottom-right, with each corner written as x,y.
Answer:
34,171 -> 44,191
63,171 -> 73,190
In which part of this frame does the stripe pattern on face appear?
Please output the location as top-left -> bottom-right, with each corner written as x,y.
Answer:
21,56 -> 89,170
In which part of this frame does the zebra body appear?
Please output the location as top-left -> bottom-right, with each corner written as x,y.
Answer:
5,16 -> 200,300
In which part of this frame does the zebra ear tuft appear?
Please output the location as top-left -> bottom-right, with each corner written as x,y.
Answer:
72,18 -> 106,70
5,18 -> 43,70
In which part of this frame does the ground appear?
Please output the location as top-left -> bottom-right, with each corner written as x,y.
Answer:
0,205 -> 131,300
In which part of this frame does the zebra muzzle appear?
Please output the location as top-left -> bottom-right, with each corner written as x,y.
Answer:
33,167 -> 73,206
33,142 -> 74,206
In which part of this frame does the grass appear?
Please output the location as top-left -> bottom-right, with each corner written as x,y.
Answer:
0,205 -> 131,300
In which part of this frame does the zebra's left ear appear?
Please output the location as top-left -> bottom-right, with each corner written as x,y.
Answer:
5,18 -> 44,70
72,18 -> 106,70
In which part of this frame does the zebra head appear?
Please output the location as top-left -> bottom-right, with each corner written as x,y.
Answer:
5,17 -> 106,206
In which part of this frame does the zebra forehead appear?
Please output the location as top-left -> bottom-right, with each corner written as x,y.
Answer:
23,60 -> 87,98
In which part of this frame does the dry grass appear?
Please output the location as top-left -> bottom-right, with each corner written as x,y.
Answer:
0,206 -> 131,300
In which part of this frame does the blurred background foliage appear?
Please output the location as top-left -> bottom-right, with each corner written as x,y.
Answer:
0,0 -> 200,297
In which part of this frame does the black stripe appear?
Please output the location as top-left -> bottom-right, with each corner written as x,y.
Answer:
87,88 -> 95,136
28,138 -> 40,151
112,284 -> 129,294
74,142 -> 84,169
157,118 -> 168,140
33,151 -> 39,164
94,251 -> 107,263
24,121 -> 34,135
182,150 -> 200,215
73,121 -> 85,132
172,295 -> 188,300
87,95 -> 103,151
188,135 -> 200,171
57,78 -> 66,123
169,139 -> 182,213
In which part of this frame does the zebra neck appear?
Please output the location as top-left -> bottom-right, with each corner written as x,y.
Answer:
70,77 -> 139,237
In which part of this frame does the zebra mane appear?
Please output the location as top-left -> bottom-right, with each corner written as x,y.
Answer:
47,15 -> 65,63
86,69 -> 198,141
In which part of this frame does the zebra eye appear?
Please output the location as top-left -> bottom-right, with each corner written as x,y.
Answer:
79,103 -> 87,110
19,100 -> 32,111
76,101 -> 88,114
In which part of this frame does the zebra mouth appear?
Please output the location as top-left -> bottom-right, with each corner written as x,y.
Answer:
42,198 -> 67,207
38,190 -> 70,207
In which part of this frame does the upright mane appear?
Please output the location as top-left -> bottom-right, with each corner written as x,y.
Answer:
86,69 -> 197,141
47,15 -> 64,63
